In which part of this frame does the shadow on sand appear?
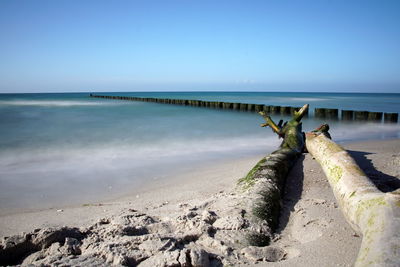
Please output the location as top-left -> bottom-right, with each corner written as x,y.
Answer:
276,154 -> 305,234
348,150 -> 400,193
274,148 -> 399,234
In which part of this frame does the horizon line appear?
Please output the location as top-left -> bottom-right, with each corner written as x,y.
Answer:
1,90 -> 400,94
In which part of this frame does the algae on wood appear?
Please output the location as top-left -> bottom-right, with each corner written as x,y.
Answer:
306,128 -> 400,267
238,104 -> 309,246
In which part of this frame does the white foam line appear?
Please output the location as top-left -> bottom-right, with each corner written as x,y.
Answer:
0,100 -> 125,107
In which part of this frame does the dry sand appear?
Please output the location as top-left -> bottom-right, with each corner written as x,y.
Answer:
0,138 -> 399,266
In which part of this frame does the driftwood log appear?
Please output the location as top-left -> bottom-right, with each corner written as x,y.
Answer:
238,104 -> 309,246
306,127 -> 400,266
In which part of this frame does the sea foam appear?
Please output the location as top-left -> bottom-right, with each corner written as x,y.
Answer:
0,100 -> 127,107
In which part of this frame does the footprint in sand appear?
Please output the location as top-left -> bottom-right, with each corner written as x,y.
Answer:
291,215 -> 329,243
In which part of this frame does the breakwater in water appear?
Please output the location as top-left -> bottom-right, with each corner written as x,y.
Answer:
90,94 -> 398,123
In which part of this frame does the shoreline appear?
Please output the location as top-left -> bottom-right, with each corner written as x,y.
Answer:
0,154 -> 263,236
1,136 -> 397,218
0,147 -> 274,217
0,138 -> 399,266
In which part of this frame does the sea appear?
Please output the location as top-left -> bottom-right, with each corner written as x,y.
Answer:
1,92 -> 399,214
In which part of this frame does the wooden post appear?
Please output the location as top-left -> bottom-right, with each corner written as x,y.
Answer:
384,113 -> 398,123
255,104 -> 263,112
342,110 -> 354,120
223,102 -> 233,109
325,109 -> 339,120
367,112 -> 383,122
315,108 -> 326,119
240,103 -> 248,111
280,106 -> 291,115
247,104 -> 255,112
355,111 -> 369,121
270,106 -> 280,114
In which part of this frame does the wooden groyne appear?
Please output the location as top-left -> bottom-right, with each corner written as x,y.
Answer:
89,94 -> 398,123
315,107 -> 395,123
89,94 -> 304,116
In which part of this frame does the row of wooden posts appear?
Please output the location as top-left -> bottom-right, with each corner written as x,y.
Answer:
90,94 -> 398,123
314,108 -> 397,122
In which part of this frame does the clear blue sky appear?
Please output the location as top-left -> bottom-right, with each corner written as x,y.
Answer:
1,0 -> 399,93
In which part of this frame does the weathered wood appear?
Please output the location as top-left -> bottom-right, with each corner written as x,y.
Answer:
315,108 -> 326,118
223,102 -> 232,109
325,108 -> 339,120
240,103 -> 248,111
384,113 -> 398,123
89,95 -> 392,123
270,106 -> 280,114
367,112 -> 383,122
247,104 -> 255,112
306,129 -> 400,266
342,110 -> 354,120
238,104 -> 309,246
355,111 -> 369,121
255,104 -> 264,112
280,106 -> 291,115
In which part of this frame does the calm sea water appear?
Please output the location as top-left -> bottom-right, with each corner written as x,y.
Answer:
0,92 -> 399,213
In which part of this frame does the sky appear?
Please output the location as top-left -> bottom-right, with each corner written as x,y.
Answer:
0,0 -> 400,93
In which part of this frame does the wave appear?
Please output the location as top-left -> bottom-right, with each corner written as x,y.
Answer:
0,135 -> 278,171
0,122 -> 399,212
0,135 -> 278,212
0,100 -> 127,107
1,123 -> 398,173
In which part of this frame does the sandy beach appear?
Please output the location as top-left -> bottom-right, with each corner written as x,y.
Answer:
0,138 -> 399,266
1,0 -> 400,265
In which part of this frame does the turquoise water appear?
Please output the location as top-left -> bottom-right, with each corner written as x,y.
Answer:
0,92 -> 399,213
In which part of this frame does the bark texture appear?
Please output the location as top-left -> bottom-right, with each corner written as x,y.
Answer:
306,130 -> 400,267
238,104 -> 309,246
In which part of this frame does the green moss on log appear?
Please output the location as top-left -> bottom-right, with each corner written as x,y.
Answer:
238,158 -> 266,189
328,165 -> 343,184
253,188 -> 281,229
246,233 -> 271,247
240,104 -> 309,247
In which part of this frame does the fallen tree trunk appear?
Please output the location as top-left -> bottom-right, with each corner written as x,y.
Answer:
306,128 -> 400,267
238,104 -> 309,246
